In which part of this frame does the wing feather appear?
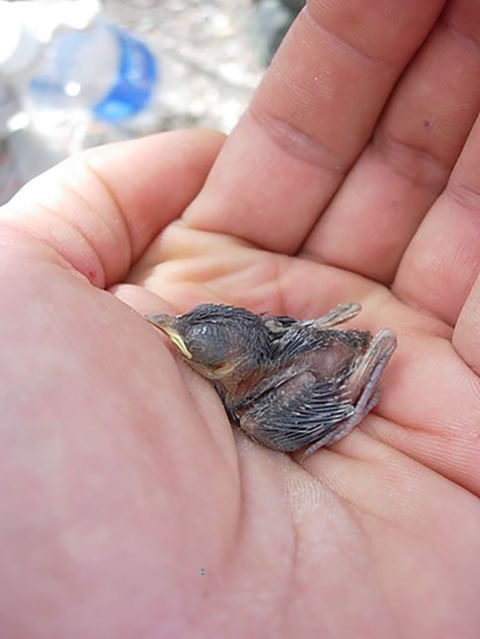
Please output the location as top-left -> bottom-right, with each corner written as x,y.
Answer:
239,377 -> 354,452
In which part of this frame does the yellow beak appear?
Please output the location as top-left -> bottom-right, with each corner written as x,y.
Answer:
145,314 -> 193,360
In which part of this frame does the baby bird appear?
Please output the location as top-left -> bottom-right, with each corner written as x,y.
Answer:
146,303 -> 397,456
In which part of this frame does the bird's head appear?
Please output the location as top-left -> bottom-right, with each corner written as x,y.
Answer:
146,304 -> 272,380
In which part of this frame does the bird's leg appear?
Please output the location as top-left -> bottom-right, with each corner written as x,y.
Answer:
264,303 -> 361,334
301,329 -> 397,458
310,303 -> 362,329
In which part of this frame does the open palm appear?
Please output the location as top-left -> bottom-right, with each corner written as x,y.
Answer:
1,1 -> 480,637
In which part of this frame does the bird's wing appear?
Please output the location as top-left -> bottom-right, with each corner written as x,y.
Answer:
262,315 -> 298,333
239,376 -> 355,453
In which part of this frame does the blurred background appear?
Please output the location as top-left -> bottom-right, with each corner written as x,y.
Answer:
0,0 -> 305,204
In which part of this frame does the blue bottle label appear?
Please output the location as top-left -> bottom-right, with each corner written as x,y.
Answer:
93,26 -> 158,122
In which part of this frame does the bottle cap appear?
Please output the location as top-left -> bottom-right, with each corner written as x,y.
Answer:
0,2 -> 42,75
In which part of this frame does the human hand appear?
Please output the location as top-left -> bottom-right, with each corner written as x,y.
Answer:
1,0 -> 480,637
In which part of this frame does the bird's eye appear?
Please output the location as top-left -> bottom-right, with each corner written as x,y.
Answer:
184,324 -> 229,367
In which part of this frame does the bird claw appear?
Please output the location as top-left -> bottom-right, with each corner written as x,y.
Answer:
301,329 -> 397,458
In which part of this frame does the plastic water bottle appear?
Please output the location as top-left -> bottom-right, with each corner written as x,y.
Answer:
0,0 -> 161,134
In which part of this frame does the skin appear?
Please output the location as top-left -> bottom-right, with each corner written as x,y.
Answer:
0,0 -> 480,637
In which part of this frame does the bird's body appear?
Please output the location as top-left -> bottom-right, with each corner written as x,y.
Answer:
146,303 -> 397,456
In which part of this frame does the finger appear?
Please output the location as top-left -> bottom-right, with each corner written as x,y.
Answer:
393,113 -> 480,326
0,130 -> 224,288
184,0 -> 445,254
304,0 -> 480,283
